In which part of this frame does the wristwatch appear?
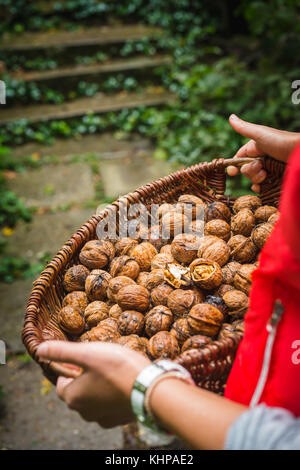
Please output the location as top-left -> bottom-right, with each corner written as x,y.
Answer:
131,359 -> 193,434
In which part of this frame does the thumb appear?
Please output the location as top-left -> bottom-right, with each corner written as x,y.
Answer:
229,114 -> 265,140
37,340 -> 92,369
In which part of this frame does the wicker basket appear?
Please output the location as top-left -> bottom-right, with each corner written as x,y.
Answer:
22,156 -> 285,391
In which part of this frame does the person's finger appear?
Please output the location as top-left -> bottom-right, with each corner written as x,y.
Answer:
251,184 -> 261,193
56,376 -> 74,400
235,140 -> 265,159
240,160 -> 263,178
249,169 -> 267,185
226,165 -> 240,176
37,341 -> 94,369
229,114 -> 265,140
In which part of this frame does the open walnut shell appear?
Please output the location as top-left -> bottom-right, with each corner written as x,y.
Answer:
228,235 -> 257,263
145,305 -> 173,337
148,331 -> 180,360
164,263 -> 192,288
109,255 -> 140,280
167,288 -> 204,319
197,235 -> 230,267
79,239 -> 115,269
190,258 -> 222,290
187,303 -> 224,337
58,305 -> 85,336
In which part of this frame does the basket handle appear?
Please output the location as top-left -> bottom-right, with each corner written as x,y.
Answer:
223,157 -> 262,168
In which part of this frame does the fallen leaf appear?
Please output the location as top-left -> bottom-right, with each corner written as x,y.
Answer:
2,227 -> 14,236
40,378 -> 52,396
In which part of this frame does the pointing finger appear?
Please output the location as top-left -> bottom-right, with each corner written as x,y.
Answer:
37,341 -> 93,369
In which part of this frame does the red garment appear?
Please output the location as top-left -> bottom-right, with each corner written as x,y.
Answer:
225,143 -> 300,416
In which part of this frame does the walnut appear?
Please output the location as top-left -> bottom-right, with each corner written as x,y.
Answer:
218,323 -> 237,341
115,237 -> 138,256
79,239 -> 115,269
151,283 -> 174,306
171,233 -> 200,264
58,305 -> 85,335
221,261 -> 241,285
197,235 -> 230,266
175,202 -> 204,221
144,224 -> 167,251
187,303 -> 224,337
109,304 -> 123,319
167,288 -> 204,319
214,283 -> 235,297
107,275 -> 136,302
223,289 -> 249,318
164,263 -> 192,288
204,295 -> 228,316
268,212 -> 279,225
159,244 -> 173,256
161,211 -> 188,238
117,334 -> 148,355
63,264 -> 90,292
181,334 -> 212,353
109,255 -> 140,280
62,291 -> 88,314
232,319 -> 245,336
204,219 -> 231,241
81,319 -> 120,342
231,209 -> 255,237
205,201 -> 231,223
170,318 -> 193,345
233,264 -> 256,295
157,203 -> 175,220
178,194 -> 205,206
251,223 -> 273,249
233,195 -> 262,214
254,205 -> 278,224
148,331 -> 180,359
189,219 -> 205,237
228,234 -> 257,263
151,253 -> 174,270
84,301 -> 109,328
116,285 -> 150,312
129,242 -> 158,272
145,269 -> 165,291
136,271 -> 150,288
145,306 -> 173,337
190,258 -> 222,290
117,310 -> 145,336
85,270 -> 111,301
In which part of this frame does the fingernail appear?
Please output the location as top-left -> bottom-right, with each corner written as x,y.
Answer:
230,114 -> 238,120
36,343 -> 48,357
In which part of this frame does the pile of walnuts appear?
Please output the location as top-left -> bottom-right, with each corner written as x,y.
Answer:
57,194 -> 278,361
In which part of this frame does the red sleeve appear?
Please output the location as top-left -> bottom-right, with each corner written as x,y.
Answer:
279,143 -> 300,262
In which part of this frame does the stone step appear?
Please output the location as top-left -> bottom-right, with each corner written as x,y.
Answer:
0,25 -> 163,52
0,90 -> 175,124
11,55 -> 172,83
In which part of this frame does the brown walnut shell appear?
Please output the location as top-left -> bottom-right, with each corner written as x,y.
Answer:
62,291 -> 88,314
233,195 -> 262,214
175,202 -> 204,221
81,319 -> 120,342
221,261 -> 241,285
187,304 -> 224,337
181,334 -> 212,353
167,288 -> 204,319
205,202 -> 231,223
85,270 -> 111,302
189,219 -> 205,237
197,235 -> 230,267
218,323 -> 237,341
117,310 -> 145,336
115,237 -> 138,256
79,239 -> 115,269
58,305 -> 85,335
214,283 -> 235,297
251,223 -> 273,250
232,319 -> 245,336
170,318 -> 193,345
190,258 -> 222,290
116,285 -> 150,312
109,304 -> 123,319
136,271 -> 150,288
157,203 -> 175,220
171,233 -> 200,264
159,244 -> 173,256
129,242 -> 158,272
204,295 -> 228,316
234,264 -> 256,295
109,255 -> 140,280
223,289 -> 249,318
107,275 -> 136,302
145,269 -> 165,291
84,301 -> 109,328
148,331 -> 180,360
254,205 -> 278,224
268,212 -> 280,225
151,283 -> 174,307
117,335 -> 148,355
151,253 -> 174,270
231,209 -> 255,237
145,306 -> 173,337
161,211 -> 188,238
228,234 -> 257,263
204,219 -> 231,241
63,264 -> 90,292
